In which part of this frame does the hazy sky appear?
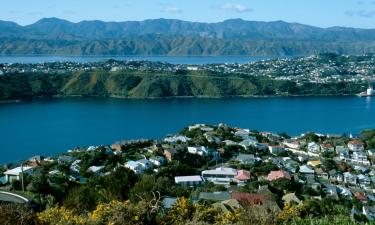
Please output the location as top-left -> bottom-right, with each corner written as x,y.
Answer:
2,0 -> 375,28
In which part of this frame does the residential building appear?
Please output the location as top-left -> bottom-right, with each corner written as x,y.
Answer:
202,167 -> 238,185
351,151 -> 370,165
320,143 -> 335,154
307,142 -> 320,154
188,146 -> 209,156
266,170 -> 291,181
336,146 -> 350,161
269,145 -> 285,155
149,156 -> 166,167
174,175 -> 204,186
235,170 -> 252,183
358,174 -> 371,190
348,140 -> 365,152
236,154 -> 257,164
4,166 -> 34,183
164,148 -> 177,161
283,140 -> 301,149
343,172 -> 357,185
239,139 -> 258,150
299,165 -> 314,174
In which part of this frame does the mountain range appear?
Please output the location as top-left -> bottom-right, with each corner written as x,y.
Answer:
1,18 -> 375,56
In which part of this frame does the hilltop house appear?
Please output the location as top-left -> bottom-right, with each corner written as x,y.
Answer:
124,159 -> 152,174
308,142 -> 320,154
320,143 -> 335,154
348,140 -> 365,152
4,166 -> 34,183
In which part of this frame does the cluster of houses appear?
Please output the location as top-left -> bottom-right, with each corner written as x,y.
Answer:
1,123 -> 375,221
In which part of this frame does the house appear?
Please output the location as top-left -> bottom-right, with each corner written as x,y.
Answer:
188,146 -> 209,156
164,148 -> 177,161
354,192 -> 367,202
368,149 -> 375,157
231,192 -> 266,205
235,170 -> 252,183
358,174 -> 371,190
204,133 -> 221,144
162,197 -> 178,209
282,193 -> 302,205
137,159 -> 152,170
363,206 -> 375,221
236,154 -> 257,164
234,129 -> 251,139
4,166 -> 34,183
70,160 -> 81,173
124,159 -> 152,174
283,140 -> 301,149
336,146 -> 350,161
299,165 -> 314,174
201,167 -> 238,185
315,168 -> 329,180
307,142 -> 320,154
189,124 -> 214,132
348,140 -> 365,152
198,192 -> 231,202
256,143 -> 269,151
269,146 -> 285,155
343,172 -> 357,185
267,170 -> 291,182
149,156 -> 166,167
174,175 -> 204,187
223,140 -> 237,146
57,155 -> 74,164
336,186 -> 352,198
322,184 -> 338,199
164,135 -> 191,143
320,143 -> 335,154
307,160 -> 322,168
351,151 -> 370,165
87,166 -> 104,174
239,139 -> 258,150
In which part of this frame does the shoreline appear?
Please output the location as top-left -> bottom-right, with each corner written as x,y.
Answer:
0,93 -> 359,105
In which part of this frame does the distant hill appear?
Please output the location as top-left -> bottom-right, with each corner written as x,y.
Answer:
1,18 -> 375,56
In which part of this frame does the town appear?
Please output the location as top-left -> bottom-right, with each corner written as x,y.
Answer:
1,123 -> 375,224
1,53 -> 375,85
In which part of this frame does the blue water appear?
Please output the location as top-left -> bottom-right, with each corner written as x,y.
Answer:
0,96 -> 374,164
0,55 -> 271,65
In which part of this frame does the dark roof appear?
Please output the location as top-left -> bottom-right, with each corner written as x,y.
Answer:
231,192 -> 266,205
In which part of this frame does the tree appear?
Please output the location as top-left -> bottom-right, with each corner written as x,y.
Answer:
162,197 -> 196,225
63,186 -> 100,213
0,204 -> 38,225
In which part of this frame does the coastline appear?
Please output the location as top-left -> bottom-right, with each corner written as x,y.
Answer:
0,93 -> 359,105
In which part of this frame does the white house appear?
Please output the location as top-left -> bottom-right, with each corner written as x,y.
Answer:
174,175 -> 204,186
164,135 -> 191,143
358,174 -> 371,190
348,140 -> 365,152
87,166 -> 104,174
308,142 -> 320,154
201,167 -> 238,185
149,156 -> 166,167
343,172 -> 357,185
283,140 -> 301,149
4,166 -> 34,183
124,159 -> 152,174
351,151 -> 370,165
188,146 -> 209,156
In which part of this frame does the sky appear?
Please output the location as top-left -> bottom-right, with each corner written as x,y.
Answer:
1,0 -> 375,28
